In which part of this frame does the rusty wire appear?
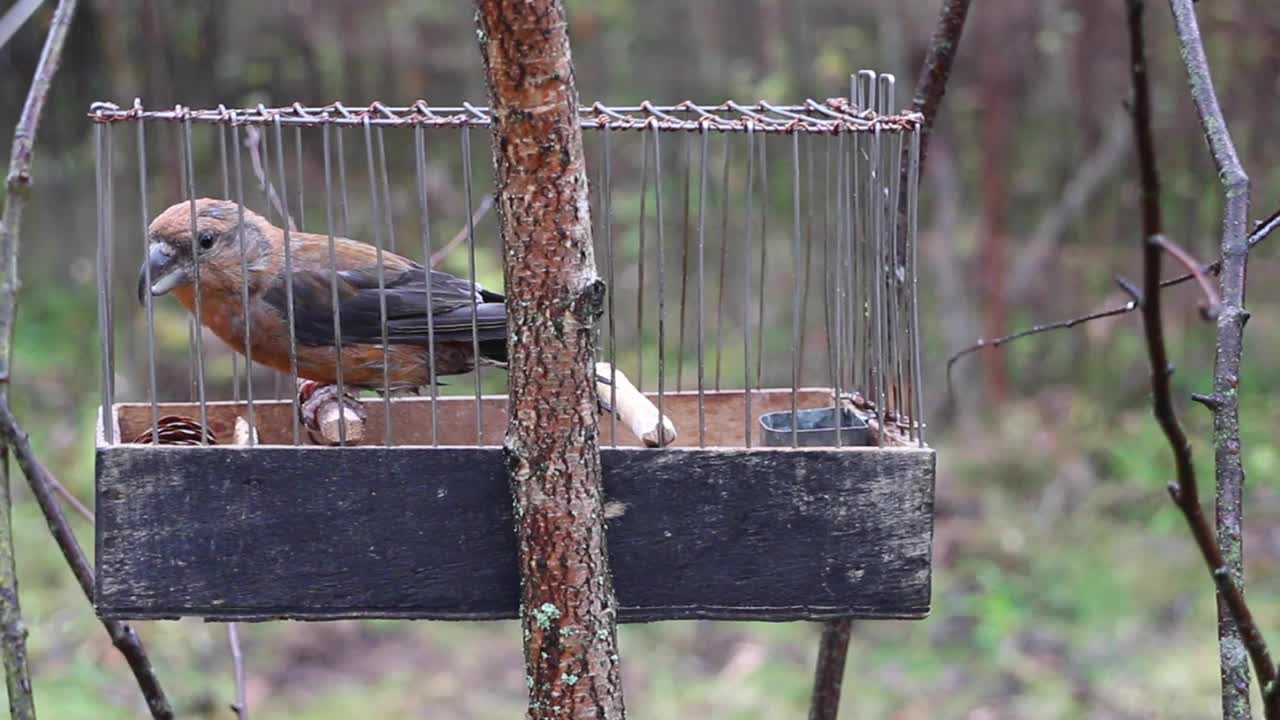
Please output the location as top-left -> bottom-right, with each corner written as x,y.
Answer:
87,99 -> 922,135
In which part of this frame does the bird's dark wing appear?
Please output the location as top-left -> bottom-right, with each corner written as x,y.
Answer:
265,263 -> 507,348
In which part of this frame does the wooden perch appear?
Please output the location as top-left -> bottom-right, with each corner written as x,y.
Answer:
292,366 -> 675,448
596,362 -> 677,447
290,361 -> 675,445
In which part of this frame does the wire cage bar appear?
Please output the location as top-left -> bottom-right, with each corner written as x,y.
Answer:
91,90 -> 927,450
90,73 -> 935,623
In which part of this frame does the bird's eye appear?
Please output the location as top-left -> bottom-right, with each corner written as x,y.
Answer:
198,232 -> 216,250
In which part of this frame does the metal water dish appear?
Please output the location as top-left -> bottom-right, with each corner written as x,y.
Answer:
758,406 -> 870,447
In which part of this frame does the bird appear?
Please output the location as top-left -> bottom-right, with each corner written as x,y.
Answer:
137,198 -> 509,393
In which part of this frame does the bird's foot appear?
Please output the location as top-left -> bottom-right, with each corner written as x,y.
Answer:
298,380 -> 367,445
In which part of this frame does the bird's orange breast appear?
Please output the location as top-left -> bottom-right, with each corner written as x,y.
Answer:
175,281 -> 434,389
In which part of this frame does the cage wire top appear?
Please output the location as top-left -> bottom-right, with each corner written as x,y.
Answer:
93,75 -> 927,452
87,98 -> 923,134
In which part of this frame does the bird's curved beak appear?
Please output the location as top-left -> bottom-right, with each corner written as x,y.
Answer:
136,243 -> 187,305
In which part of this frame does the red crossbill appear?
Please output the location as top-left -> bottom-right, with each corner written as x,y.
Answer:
136,198 -> 507,392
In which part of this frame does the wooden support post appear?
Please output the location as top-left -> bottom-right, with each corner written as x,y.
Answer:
473,2 -> 626,717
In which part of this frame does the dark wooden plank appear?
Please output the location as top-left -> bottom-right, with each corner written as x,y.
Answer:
95,445 -> 934,622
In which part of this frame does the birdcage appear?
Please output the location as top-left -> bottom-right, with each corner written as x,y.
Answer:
90,71 -> 935,623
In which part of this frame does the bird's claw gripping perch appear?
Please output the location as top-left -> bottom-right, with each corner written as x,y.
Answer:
298,379 -> 367,445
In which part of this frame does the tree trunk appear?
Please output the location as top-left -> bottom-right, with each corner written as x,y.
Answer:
472,2 -> 625,718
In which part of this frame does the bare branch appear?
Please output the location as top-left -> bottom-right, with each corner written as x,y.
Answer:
945,34 -> 1280,710
48,473 -> 93,524
0,0 -> 80,716
429,192 -> 494,268
243,126 -> 296,232
945,208 -> 1280,384
894,0 -> 973,273
934,4 -> 1280,712
1148,235 -> 1220,319
1166,0 -> 1271,715
907,0 -> 973,169
1251,205 -> 1280,247
0,0 -> 44,53
1161,203 -> 1280,288
945,293 -> 1137,394
0,404 -> 173,719
1133,2 -> 1277,717
1115,274 -> 1143,304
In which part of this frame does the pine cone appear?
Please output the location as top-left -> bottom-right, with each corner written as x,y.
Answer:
131,415 -> 219,445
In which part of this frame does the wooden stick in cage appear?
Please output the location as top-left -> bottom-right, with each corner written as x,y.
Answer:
596,362 -> 677,448
297,367 -> 676,448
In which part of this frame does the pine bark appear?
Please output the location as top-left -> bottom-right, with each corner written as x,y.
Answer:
473,2 -> 625,718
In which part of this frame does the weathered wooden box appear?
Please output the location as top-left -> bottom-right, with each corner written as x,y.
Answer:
95,389 -> 935,623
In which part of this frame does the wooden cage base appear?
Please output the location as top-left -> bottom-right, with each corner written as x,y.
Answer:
95,389 -> 935,623
111,387 -> 879,448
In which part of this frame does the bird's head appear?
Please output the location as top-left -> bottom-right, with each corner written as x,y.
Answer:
137,198 -> 273,305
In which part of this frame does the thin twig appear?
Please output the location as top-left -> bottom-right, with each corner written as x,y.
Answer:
1131,3 -> 1277,718
1166,1 -> 1271,716
944,207 -> 1279,389
807,619 -> 852,720
0,404 -> 174,719
1163,204 -> 1280,289
1149,235 -> 1220,318
228,623 -> 248,719
1250,206 -> 1280,249
946,290 -> 1138,390
429,192 -> 494,267
0,0 -> 79,716
243,126 -> 296,232
48,473 -> 93,524
0,0 -> 45,53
